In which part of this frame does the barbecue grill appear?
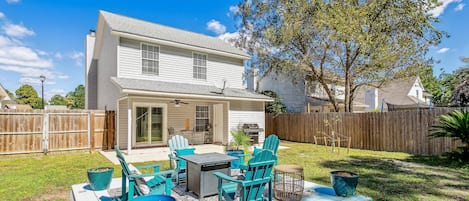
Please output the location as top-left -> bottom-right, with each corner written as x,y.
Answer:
242,123 -> 264,144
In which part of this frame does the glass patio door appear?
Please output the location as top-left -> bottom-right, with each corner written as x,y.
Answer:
135,106 -> 164,145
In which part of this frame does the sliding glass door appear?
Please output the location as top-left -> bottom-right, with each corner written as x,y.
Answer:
135,104 -> 166,146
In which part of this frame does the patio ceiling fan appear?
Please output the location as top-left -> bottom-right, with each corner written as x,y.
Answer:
170,99 -> 189,107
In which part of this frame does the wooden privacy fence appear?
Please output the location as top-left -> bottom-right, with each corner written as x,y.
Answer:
265,108 -> 466,155
0,110 -> 115,155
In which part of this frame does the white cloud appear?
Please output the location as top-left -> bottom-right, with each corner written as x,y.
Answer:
0,12 -> 5,19
455,3 -> 465,11
54,52 -> 63,59
429,0 -> 462,17
437,47 -> 450,53
0,65 -> 65,79
18,77 -> 55,85
206,19 -> 226,35
218,31 -> 240,46
2,23 -> 35,38
45,88 -> 66,100
0,46 -> 53,67
227,5 -> 240,16
67,51 -> 84,67
6,0 -> 21,4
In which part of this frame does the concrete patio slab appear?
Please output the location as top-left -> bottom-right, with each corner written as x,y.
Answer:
100,144 -> 289,165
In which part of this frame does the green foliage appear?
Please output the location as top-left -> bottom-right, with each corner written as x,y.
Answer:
261,90 -> 287,113
229,130 -> 251,151
430,110 -> 469,160
236,0 -> 442,112
65,85 -> 85,109
15,84 -> 43,109
49,94 -> 67,106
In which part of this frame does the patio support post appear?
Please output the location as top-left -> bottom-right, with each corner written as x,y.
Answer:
127,100 -> 132,154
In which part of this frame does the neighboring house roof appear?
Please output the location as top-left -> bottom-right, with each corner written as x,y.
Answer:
3,104 -> 32,110
99,10 -> 249,59
111,77 -> 273,101
0,83 -> 12,101
378,77 -> 428,106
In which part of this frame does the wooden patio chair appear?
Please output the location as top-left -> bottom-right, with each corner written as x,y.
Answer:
214,150 -> 277,201
115,146 -> 173,201
240,134 -> 279,171
167,135 -> 195,185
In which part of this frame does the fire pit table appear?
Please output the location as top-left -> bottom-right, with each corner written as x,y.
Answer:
179,153 -> 237,198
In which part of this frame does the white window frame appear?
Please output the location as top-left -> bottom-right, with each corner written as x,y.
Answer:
192,52 -> 207,80
195,105 -> 209,132
141,42 -> 160,75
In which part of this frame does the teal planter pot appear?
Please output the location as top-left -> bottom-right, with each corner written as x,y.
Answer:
226,150 -> 245,169
330,170 -> 359,197
87,167 -> 114,190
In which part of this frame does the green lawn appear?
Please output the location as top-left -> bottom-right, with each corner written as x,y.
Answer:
0,142 -> 468,201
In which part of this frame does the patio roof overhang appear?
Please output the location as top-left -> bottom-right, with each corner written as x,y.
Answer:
111,77 -> 274,102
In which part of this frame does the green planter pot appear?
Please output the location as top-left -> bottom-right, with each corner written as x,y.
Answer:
87,167 -> 114,190
330,170 -> 359,197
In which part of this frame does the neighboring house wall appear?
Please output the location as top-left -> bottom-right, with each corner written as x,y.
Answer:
96,22 -> 120,110
228,100 -> 265,144
407,78 -> 425,101
118,38 -> 245,89
307,82 -> 345,100
258,72 -> 306,113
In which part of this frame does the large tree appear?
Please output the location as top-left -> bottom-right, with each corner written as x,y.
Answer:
237,0 -> 442,112
15,84 -> 42,109
49,94 -> 67,106
450,57 -> 469,105
66,85 -> 85,109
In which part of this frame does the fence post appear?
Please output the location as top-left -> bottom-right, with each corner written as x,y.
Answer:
42,111 -> 49,155
89,112 -> 95,152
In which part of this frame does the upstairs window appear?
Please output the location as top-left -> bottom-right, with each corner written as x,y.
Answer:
141,43 -> 159,75
193,53 -> 207,80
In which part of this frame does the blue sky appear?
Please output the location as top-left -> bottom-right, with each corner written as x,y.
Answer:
0,0 -> 467,100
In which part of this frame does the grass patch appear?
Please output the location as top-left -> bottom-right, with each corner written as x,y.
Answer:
0,142 -> 468,200
0,152 -> 170,201
279,141 -> 469,201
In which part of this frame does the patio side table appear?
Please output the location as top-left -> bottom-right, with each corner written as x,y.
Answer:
274,164 -> 304,201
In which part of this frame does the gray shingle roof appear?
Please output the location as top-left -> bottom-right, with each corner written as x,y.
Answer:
100,10 -> 249,58
111,77 -> 272,101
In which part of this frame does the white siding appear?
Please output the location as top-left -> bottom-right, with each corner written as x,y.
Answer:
228,100 -> 266,144
97,22 -> 119,110
258,72 -> 306,113
118,38 -> 244,89
118,98 -> 128,149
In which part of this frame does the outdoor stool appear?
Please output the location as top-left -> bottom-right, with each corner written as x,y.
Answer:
274,164 -> 304,201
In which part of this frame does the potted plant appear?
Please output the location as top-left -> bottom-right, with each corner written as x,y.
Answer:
87,167 -> 114,191
226,129 -> 251,169
330,170 -> 359,197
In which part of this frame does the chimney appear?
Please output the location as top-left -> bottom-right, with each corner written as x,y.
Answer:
246,68 -> 259,91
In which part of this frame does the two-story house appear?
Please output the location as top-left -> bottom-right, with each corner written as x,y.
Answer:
355,76 -> 432,111
258,71 -> 368,112
85,11 -> 271,153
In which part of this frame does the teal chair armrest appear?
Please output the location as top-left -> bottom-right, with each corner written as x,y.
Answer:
135,164 -> 161,173
213,172 -> 243,184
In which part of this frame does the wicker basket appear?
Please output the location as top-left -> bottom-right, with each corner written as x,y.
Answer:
274,164 -> 304,201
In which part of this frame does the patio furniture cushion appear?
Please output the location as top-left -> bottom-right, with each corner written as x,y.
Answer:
132,170 -> 151,195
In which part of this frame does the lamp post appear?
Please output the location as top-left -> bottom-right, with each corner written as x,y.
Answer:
39,75 -> 46,109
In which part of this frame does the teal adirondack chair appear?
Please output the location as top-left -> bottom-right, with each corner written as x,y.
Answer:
240,134 -> 279,171
214,150 -> 277,201
167,135 -> 195,184
115,146 -> 173,201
